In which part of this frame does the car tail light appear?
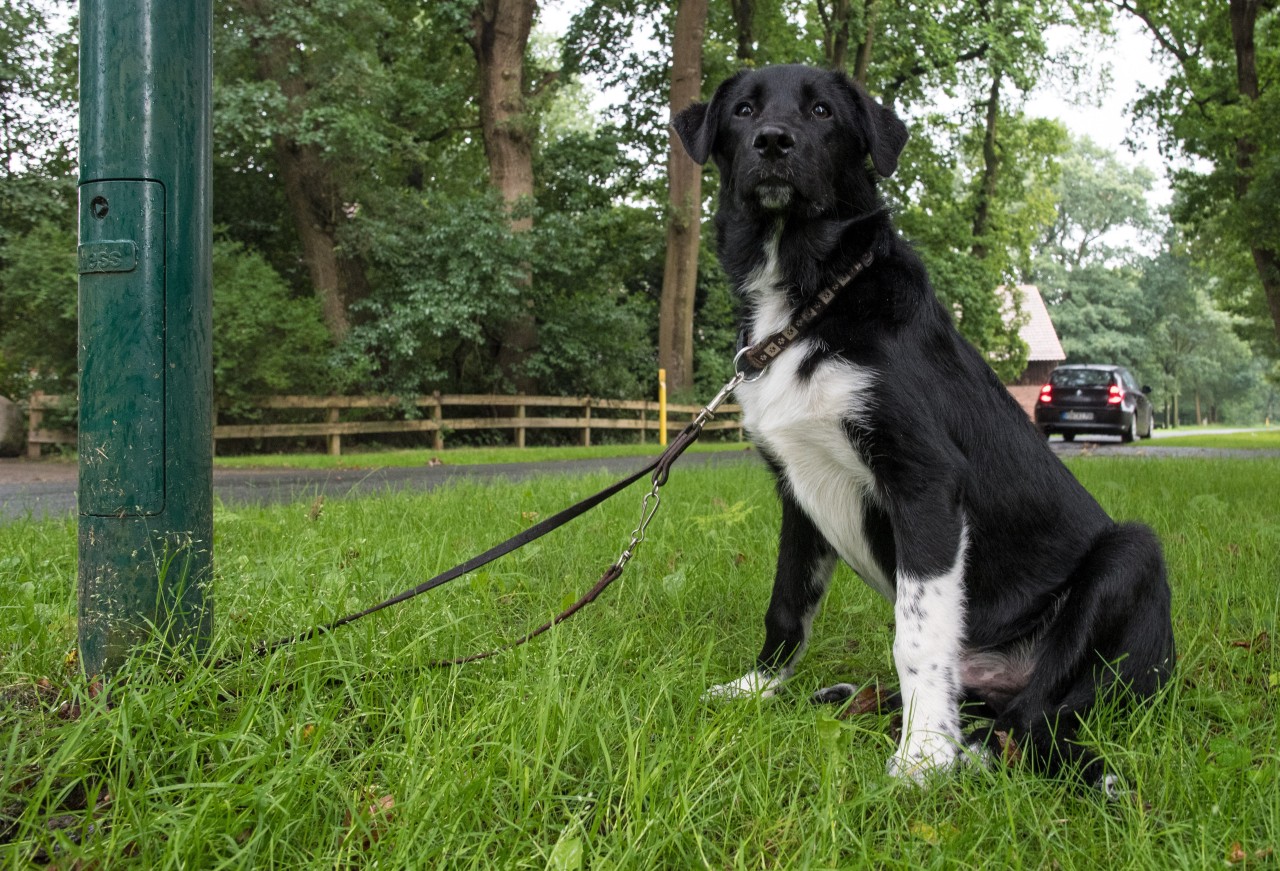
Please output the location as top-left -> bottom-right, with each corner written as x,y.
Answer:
1038,383 -> 1052,404
1108,384 -> 1123,405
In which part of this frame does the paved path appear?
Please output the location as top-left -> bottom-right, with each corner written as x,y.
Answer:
3,432 -> 1276,524
0,450 -> 759,524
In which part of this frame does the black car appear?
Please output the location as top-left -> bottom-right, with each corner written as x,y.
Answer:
1035,364 -> 1155,442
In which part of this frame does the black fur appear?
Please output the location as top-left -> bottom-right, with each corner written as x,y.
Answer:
675,65 -> 1175,786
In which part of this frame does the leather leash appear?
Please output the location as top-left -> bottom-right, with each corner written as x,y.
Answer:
250,251 -> 874,666
251,383 -> 738,665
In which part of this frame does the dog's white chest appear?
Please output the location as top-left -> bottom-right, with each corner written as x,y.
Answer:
736,343 -> 893,600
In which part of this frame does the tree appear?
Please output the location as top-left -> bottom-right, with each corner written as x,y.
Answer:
1135,246 -> 1257,425
463,0 -> 545,391
0,0 -> 76,397
659,0 -> 709,394
0,221 -> 77,397
1029,135 -> 1157,366
1034,137 -> 1158,271
1116,0 -> 1280,344
0,0 -> 75,240
840,0 -> 1097,379
216,0 -> 398,343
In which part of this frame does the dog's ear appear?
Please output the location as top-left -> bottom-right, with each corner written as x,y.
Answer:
671,72 -> 743,165
672,100 -> 714,165
848,80 -> 909,177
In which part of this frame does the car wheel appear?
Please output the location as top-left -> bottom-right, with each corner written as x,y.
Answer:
1040,427 -> 1051,440
1121,413 -> 1137,443
1141,409 -> 1154,439
1062,433 -> 1075,442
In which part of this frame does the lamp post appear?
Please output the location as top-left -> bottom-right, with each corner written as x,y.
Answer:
77,0 -> 214,676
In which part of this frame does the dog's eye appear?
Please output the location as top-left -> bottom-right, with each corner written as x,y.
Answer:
734,102 -> 754,118
812,102 -> 832,119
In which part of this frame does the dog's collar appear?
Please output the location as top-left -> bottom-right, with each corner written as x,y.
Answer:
737,250 -> 874,376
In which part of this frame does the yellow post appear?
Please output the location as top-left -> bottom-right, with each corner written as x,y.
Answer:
658,368 -> 668,447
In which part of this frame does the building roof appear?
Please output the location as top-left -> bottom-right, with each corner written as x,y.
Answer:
1001,284 -> 1065,362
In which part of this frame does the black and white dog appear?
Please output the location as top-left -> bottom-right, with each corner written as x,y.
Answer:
673,65 -> 1174,787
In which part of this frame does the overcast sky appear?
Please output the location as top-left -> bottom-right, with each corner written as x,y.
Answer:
1026,15 -> 1175,205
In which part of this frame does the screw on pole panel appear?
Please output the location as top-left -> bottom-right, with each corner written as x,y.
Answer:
78,1 -> 213,677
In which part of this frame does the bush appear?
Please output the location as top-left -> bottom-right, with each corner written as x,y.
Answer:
212,238 -> 337,419
0,221 -> 78,398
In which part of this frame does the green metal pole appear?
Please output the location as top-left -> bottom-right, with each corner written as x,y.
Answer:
77,1 -> 213,676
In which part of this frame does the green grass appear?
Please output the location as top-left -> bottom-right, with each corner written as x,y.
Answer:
2,457 -> 1278,867
1152,429 -> 1280,451
213,439 -> 750,470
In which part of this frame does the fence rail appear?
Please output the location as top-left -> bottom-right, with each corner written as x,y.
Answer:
25,391 -> 743,457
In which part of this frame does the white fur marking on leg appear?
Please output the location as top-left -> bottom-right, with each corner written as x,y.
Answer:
888,525 -> 969,782
704,670 -> 786,700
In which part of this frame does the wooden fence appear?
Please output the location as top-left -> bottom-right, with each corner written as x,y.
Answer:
25,391 -> 743,457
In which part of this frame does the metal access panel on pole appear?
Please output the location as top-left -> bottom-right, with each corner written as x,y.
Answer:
78,1 -> 214,676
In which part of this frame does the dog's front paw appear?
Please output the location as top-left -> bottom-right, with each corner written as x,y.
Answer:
887,730 -> 963,783
703,670 -> 784,701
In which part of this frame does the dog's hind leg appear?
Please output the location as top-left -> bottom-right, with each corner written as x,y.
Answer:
993,522 -> 1175,788
706,492 -> 837,699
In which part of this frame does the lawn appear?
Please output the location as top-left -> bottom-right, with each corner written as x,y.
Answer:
1152,429 -> 1280,451
2,456 -> 1277,867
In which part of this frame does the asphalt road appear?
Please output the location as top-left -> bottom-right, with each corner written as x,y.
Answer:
0,450 -> 759,524
2,429 -> 1274,524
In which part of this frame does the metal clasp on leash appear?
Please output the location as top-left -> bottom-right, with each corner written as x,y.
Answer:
613,367 -> 748,571
733,347 -> 765,384
614,484 -> 661,572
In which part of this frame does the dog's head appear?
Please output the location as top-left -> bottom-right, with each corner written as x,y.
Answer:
672,65 -> 908,218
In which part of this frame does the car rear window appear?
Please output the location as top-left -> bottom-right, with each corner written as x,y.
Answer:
1050,368 -> 1114,388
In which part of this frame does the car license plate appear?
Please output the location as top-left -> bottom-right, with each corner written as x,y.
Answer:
1063,411 -> 1094,421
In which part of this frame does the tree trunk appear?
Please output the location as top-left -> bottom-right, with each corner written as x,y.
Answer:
971,69 -> 1002,260
729,0 -> 754,61
273,141 -> 369,341
243,0 -> 369,344
818,0 -> 852,71
1228,0 -> 1280,342
852,0 -> 878,85
469,0 -> 539,392
659,0 -> 708,394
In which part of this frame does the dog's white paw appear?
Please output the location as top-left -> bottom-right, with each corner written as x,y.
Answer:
1099,773 -> 1124,801
703,670 -> 784,701
887,730 -> 963,783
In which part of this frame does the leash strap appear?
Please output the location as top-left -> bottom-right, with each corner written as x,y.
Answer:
252,415 -> 725,662
423,388 -> 743,666
251,252 -> 872,665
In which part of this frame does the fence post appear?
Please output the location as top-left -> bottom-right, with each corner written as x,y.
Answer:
432,392 -> 444,451
582,398 -> 592,447
515,402 -> 526,449
26,392 -> 43,459
326,407 -> 341,456
77,0 -> 213,676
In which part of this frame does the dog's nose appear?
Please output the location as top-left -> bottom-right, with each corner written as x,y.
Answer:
753,126 -> 794,158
